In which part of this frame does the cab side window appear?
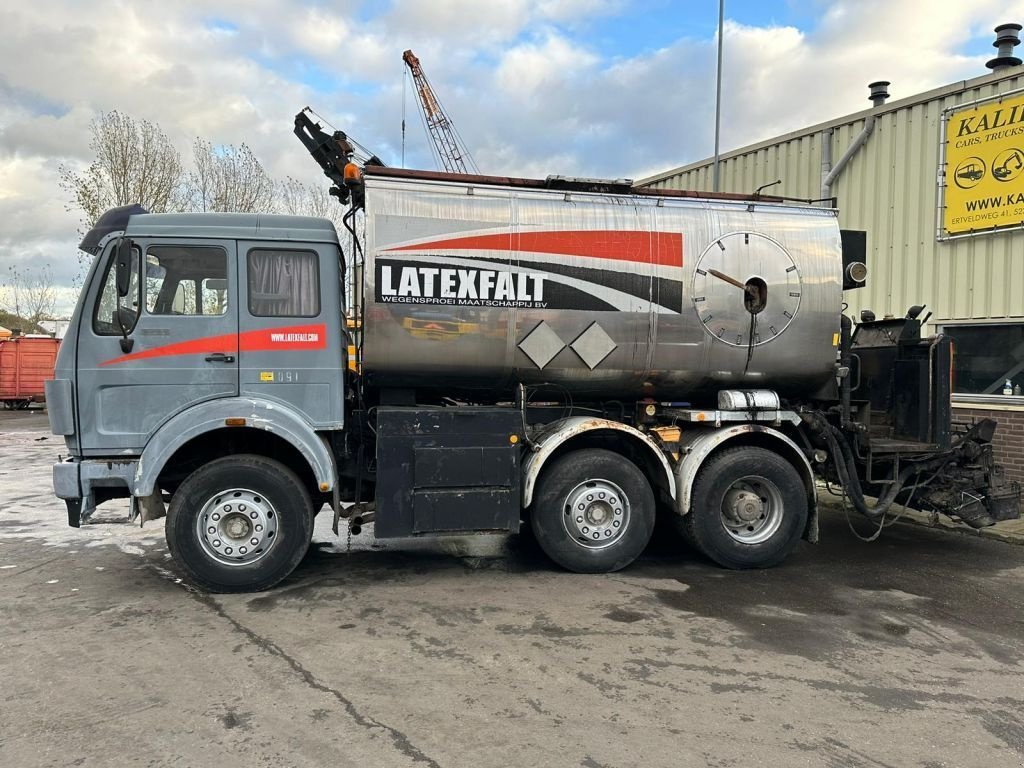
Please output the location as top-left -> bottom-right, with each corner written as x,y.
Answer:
247,249 -> 320,317
146,246 -> 228,316
93,244 -> 141,335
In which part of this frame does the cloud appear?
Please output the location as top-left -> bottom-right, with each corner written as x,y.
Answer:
496,33 -> 599,96
0,0 -> 1021,316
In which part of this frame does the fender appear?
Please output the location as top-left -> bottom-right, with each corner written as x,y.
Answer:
133,396 -> 335,496
674,424 -> 816,516
522,417 -> 676,508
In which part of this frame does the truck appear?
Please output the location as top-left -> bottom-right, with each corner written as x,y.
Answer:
1,334 -> 59,409
45,130 -> 1020,592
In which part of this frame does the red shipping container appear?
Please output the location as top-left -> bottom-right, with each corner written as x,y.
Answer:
0,336 -> 60,409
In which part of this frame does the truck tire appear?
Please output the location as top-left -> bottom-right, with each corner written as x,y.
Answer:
531,448 -> 655,573
166,454 -> 315,593
682,447 -> 807,569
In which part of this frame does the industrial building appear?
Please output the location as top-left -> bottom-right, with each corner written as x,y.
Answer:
638,24 -> 1024,484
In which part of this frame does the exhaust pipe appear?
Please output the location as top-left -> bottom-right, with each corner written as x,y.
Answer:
868,80 -> 890,108
821,82 -> 890,200
987,23 -> 1022,72
350,511 -> 376,537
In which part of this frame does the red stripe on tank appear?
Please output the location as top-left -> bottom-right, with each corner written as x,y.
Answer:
382,230 -> 683,268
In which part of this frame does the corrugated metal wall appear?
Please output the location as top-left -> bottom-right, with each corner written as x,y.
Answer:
639,69 -> 1024,325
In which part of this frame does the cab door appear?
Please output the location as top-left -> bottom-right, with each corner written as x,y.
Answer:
77,239 -> 239,453
237,241 -> 344,428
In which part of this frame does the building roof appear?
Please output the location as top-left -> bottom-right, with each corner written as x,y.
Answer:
636,66 -> 1024,187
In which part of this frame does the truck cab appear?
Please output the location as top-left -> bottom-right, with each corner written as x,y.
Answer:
48,206 -> 346,533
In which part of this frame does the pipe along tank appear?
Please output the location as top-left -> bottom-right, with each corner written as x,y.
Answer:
359,168 -> 843,403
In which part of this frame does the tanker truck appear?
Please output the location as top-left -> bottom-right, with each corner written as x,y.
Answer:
45,127 -> 1020,592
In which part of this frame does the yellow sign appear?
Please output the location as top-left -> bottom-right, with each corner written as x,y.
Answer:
943,92 -> 1024,236
259,371 -> 274,382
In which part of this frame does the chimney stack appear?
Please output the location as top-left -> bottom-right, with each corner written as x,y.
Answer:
868,81 -> 890,107
986,23 -> 1022,72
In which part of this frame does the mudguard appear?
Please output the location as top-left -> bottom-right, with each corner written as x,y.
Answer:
674,424 -> 818,541
521,417 -> 676,508
133,396 -> 335,496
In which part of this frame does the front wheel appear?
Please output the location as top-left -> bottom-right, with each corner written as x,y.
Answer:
166,454 -> 315,592
531,448 -> 655,573
681,447 -> 808,569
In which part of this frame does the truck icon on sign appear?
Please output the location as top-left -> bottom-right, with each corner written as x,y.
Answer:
954,157 -> 986,188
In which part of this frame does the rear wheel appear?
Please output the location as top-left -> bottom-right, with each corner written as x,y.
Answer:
681,447 -> 807,569
531,448 -> 655,573
166,454 -> 315,592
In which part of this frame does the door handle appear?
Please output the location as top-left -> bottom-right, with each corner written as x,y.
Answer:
204,352 -> 236,363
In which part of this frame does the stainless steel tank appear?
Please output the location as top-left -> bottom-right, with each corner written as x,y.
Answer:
360,172 -> 842,402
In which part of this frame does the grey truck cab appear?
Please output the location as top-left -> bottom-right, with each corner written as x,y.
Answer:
48,205 -> 346,588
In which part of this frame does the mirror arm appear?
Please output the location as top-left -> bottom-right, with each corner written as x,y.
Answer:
115,237 -> 134,297
116,312 -> 134,354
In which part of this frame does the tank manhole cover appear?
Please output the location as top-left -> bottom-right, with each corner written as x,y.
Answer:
570,322 -> 616,369
518,321 -> 565,369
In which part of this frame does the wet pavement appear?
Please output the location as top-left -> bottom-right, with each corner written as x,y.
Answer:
2,418 -> 1024,767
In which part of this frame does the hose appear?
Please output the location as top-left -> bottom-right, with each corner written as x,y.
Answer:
809,412 -> 924,520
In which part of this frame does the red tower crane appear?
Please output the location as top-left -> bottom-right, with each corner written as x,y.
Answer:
402,49 -> 479,174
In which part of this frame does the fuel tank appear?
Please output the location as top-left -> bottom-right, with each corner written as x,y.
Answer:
360,170 -> 842,403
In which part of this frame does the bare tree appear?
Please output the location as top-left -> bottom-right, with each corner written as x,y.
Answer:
187,139 -> 275,213
59,111 -> 187,226
2,265 -> 56,330
276,176 -> 347,225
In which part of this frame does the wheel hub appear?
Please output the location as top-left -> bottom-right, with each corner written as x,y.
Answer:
562,479 -> 630,550
719,476 -> 784,545
724,489 -> 764,523
196,489 -> 279,566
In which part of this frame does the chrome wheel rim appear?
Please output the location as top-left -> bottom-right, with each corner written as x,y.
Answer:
562,479 -> 630,549
719,475 -> 784,544
196,488 -> 279,566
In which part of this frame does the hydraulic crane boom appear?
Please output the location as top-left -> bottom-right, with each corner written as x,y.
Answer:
293,107 -> 384,206
402,49 -> 478,174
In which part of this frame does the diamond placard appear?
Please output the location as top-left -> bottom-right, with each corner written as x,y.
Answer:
518,321 -> 565,369
570,322 -> 616,370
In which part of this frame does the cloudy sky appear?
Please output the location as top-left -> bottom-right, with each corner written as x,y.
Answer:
1,0 -> 1022,315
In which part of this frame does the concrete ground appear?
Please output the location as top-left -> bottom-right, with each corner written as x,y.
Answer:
2,412 -> 1024,768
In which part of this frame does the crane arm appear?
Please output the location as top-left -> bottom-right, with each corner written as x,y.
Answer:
402,49 -> 478,174
293,108 -> 384,207
293,110 -> 355,202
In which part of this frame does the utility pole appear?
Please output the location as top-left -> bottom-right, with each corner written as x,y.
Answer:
713,0 -> 724,192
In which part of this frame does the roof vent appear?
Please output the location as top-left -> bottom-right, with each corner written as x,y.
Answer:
868,81 -> 890,107
986,23 -> 1022,72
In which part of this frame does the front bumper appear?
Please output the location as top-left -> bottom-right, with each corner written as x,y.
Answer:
53,458 -> 137,527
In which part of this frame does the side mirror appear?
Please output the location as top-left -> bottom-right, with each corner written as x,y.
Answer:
117,306 -> 137,329
116,306 -> 136,353
115,238 -> 134,297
